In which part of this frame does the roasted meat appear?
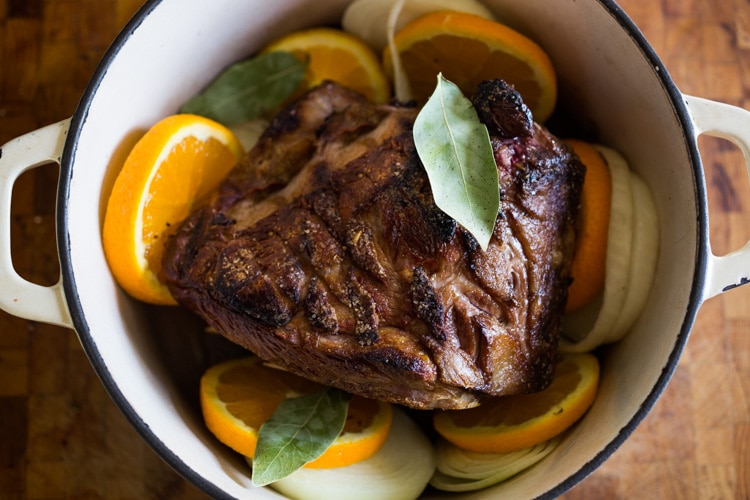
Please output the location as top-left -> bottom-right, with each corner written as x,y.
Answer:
163,80 -> 585,410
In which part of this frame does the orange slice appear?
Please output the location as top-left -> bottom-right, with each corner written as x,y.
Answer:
102,114 -> 244,305
262,27 -> 391,104
383,11 -> 557,122
433,352 -> 599,454
200,357 -> 394,469
565,139 -> 613,312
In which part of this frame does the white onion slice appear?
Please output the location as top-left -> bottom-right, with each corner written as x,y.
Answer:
386,0 -> 413,102
430,437 -> 561,492
608,171 -> 659,341
262,409 -> 435,500
561,147 -> 660,352
560,145 -> 634,353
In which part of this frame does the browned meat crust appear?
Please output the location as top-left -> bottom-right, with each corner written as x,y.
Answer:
163,81 -> 585,410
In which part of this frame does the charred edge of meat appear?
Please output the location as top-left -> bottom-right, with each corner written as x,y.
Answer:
411,176 -> 458,244
308,188 -> 346,241
209,212 -> 236,227
261,96 -> 304,140
303,277 -> 339,332
316,99 -> 390,145
473,79 -> 534,139
410,266 -> 446,341
459,225 -> 481,254
261,81 -> 366,141
386,165 -> 458,255
347,274 -> 379,345
162,208 -> 213,286
346,222 -> 388,280
214,245 -> 297,326
362,345 -> 436,374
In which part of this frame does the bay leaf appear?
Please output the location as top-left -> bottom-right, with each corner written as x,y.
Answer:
413,73 -> 499,250
251,388 -> 351,487
180,51 -> 306,125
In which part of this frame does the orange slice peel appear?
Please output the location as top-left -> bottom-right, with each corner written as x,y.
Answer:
433,352 -> 599,454
262,27 -> 391,104
565,139 -> 613,312
200,357 -> 393,469
383,10 -> 557,122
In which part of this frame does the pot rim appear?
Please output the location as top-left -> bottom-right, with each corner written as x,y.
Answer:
55,0 -> 709,498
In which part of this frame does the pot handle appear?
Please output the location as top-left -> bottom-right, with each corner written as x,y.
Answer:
0,119 -> 74,328
684,95 -> 750,301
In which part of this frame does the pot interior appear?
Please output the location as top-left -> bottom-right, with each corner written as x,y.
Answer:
60,0 -> 705,498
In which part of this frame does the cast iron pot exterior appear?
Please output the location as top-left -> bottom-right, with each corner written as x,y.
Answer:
3,0 -> 750,498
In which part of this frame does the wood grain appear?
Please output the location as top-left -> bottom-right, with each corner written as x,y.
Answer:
1,1 -> 748,498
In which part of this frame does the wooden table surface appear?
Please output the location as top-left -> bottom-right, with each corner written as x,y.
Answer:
1,1 -> 749,498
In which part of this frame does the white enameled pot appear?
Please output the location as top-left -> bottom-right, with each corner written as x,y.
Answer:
2,0 -> 750,498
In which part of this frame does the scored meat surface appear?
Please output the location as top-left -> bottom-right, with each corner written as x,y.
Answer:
163,80 -> 585,410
